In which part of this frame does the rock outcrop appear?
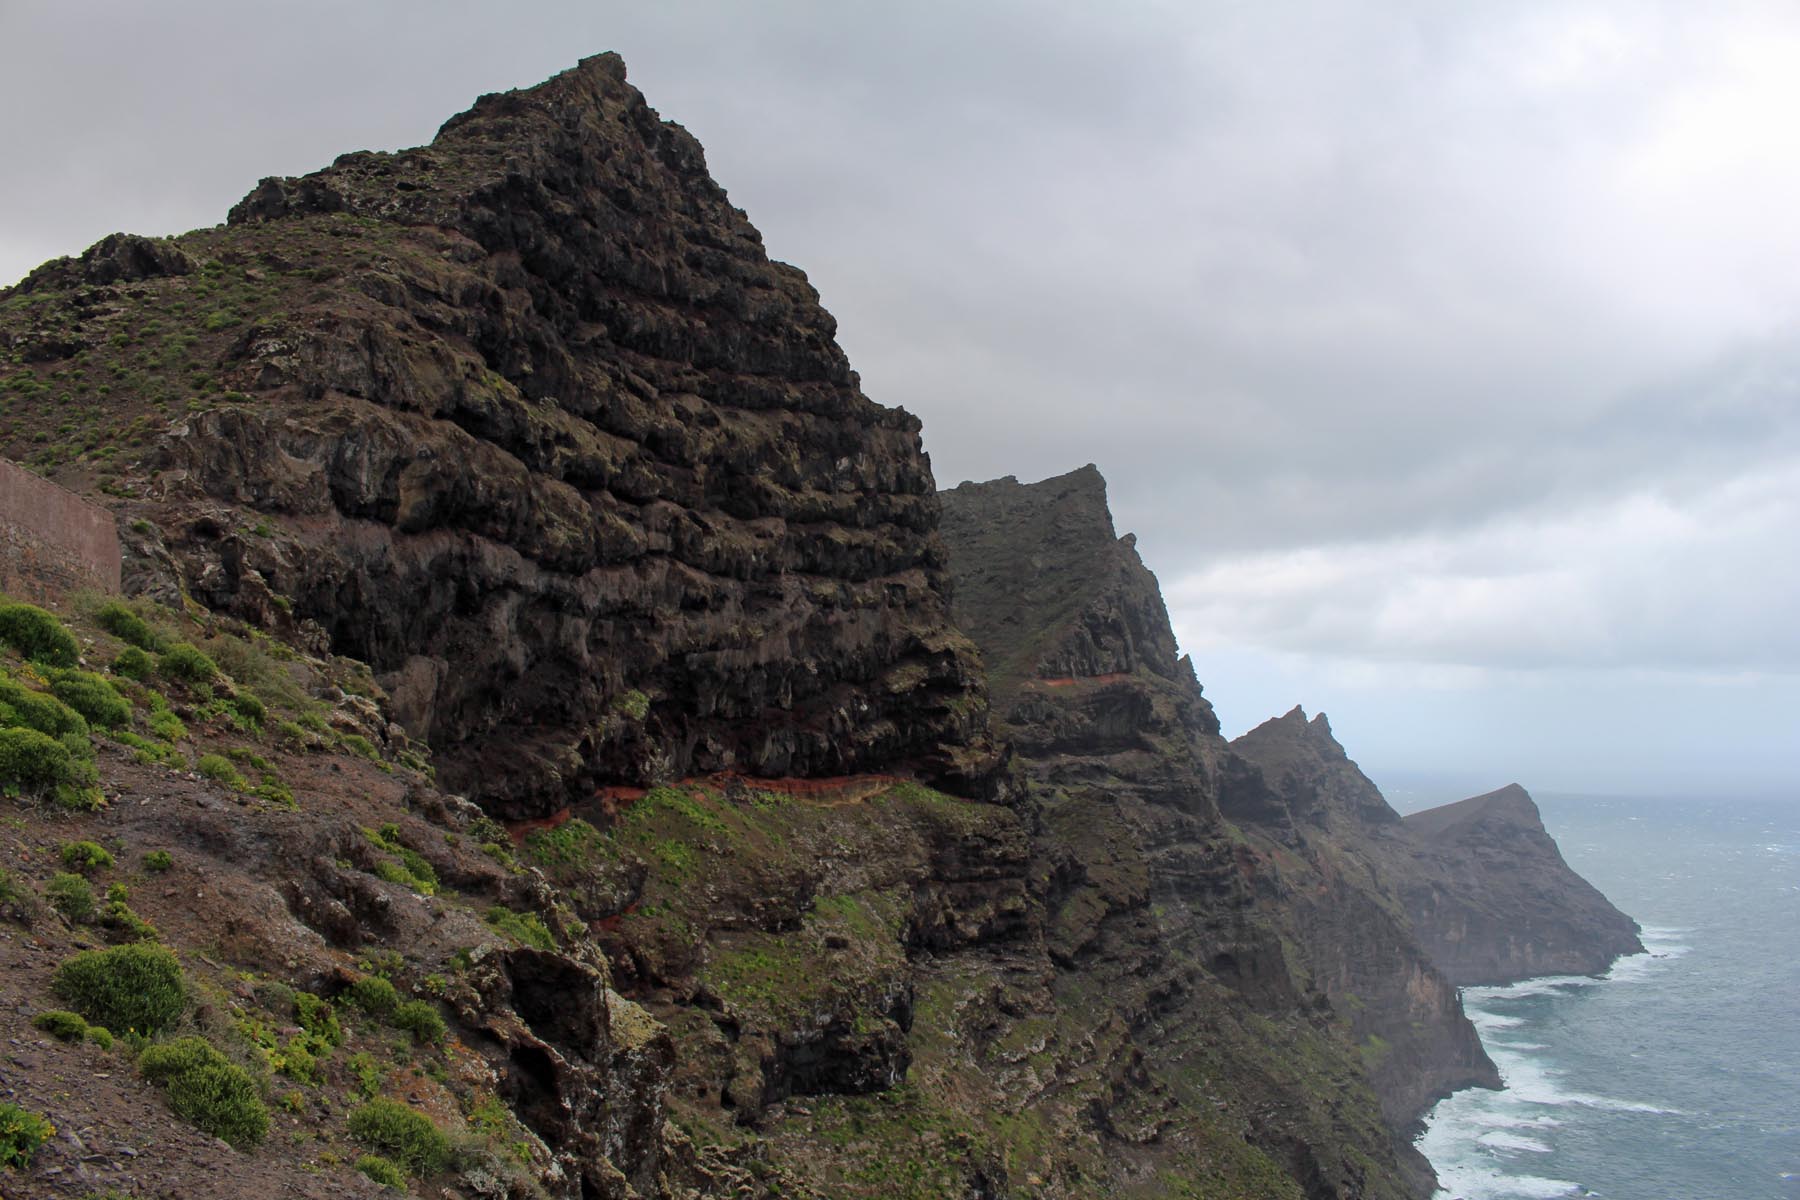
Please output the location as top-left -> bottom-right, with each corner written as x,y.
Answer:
2,52 -> 1000,818
1400,784 -> 1643,984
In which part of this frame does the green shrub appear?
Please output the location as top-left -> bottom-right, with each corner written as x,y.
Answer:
59,840 -> 114,873
87,1025 -> 115,1050
45,872 -> 94,921
0,603 -> 78,667
138,1036 -> 268,1147
484,905 -> 555,951
0,1100 -> 54,1169
49,671 -> 130,728
345,975 -> 400,1017
0,676 -> 89,739
195,753 -> 245,789
157,642 -> 217,684
111,645 -> 154,680
0,726 -> 76,793
346,1098 -> 450,1174
52,942 -> 186,1035
355,1153 -> 407,1188
391,1000 -> 446,1044
230,692 -> 265,727
294,992 -> 344,1048
147,704 -> 185,742
94,601 -> 160,650
32,1009 -> 90,1041
143,849 -> 173,872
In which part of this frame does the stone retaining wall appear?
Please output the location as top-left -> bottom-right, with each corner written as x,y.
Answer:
0,457 -> 121,599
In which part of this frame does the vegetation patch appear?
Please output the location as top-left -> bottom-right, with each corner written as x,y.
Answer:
484,905 -> 555,951
0,1101 -> 54,1170
59,839 -> 114,873
0,602 -> 78,667
138,1035 -> 269,1147
347,1098 -> 450,1175
45,872 -> 94,921
52,942 -> 186,1035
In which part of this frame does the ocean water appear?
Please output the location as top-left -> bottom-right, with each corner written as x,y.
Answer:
1414,792 -> 1800,1199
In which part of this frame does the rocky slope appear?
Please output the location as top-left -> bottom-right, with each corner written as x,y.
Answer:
1400,784 -> 1643,984
0,52 -> 1000,820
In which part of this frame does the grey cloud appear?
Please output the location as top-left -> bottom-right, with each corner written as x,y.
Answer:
4,0 -> 1799,690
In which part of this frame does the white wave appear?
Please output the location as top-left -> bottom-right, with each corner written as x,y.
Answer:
1477,1132 -> 1554,1154
1488,1041 -> 1548,1051
1470,976 -> 1600,1002
1429,1164 -> 1582,1200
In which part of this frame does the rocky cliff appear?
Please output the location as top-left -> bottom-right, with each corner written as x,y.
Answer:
942,467 -> 1492,1189
1,52 -> 1000,819
1400,784 -> 1643,984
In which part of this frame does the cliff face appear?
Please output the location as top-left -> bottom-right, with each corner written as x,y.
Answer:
1400,784 -> 1643,984
1221,709 -> 1499,1125
940,467 -> 1444,1200
2,53 -> 1000,818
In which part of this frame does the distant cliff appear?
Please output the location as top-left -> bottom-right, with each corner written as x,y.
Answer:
1401,784 -> 1643,984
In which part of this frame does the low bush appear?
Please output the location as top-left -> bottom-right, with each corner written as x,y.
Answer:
484,905 -> 555,951
31,1009 -> 90,1042
294,992 -> 344,1047
59,840 -> 114,873
45,872 -> 94,921
355,1153 -> 407,1188
0,726 -> 76,794
49,671 -> 130,728
111,645 -> 154,680
346,1098 -> 450,1175
230,692 -> 265,727
143,849 -> 173,872
0,1100 -> 54,1169
195,753 -> 245,789
0,602 -> 78,667
157,642 -> 218,684
93,601 -> 160,651
138,1036 -> 268,1147
391,1000 -> 446,1044
0,676 -> 89,740
52,942 -> 186,1035
345,974 -> 400,1017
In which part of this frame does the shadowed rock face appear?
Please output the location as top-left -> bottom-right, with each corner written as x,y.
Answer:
1224,708 -> 1500,1124
942,467 -> 1451,1200
1401,784 -> 1644,984
17,53 -> 1002,816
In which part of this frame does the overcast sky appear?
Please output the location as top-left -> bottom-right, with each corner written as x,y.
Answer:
3,1 -> 1796,796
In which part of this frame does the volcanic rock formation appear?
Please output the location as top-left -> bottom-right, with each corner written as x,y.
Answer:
9,52 -> 1000,819
1401,784 -> 1644,984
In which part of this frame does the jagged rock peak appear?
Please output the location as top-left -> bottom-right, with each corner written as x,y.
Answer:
6,53 -> 1006,815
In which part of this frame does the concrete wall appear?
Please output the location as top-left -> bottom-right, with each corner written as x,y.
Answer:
0,457 -> 121,600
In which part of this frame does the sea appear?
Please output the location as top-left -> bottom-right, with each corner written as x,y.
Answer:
1402,791 -> 1800,1200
